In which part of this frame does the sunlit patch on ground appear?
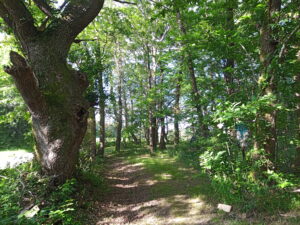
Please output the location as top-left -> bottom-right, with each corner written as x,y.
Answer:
157,173 -> 172,180
91,154 -> 218,225
0,150 -> 34,169
85,152 -> 300,225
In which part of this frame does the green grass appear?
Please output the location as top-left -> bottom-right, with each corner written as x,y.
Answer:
2,144 -> 300,224
114,146 -> 300,223
123,151 -> 216,203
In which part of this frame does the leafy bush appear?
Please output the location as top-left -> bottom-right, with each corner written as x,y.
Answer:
0,162 -> 81,225
198,138 -> 300,212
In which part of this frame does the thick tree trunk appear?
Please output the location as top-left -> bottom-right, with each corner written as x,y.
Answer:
144,126 -> 150,145
6,51 -> 89,183
98,71 -> 105,157
165,118 -> 169,144
159,117 -> 167,149
256,0 -> 281,163
0,0 -> 104,184
82,107 -> 97,157
149,116 -> 157,153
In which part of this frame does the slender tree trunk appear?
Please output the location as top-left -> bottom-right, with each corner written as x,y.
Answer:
115,56 -> 123,152
144,126 -> 150,145
224,1 -> 236,97
293,73 -> 300,171
176,10 -> 208,137
89,107 -> 97,157
174,74 -> 181,145
123,88 -> 130,144
146,44 -> 157,153
165,118 -> 169,144
98,71 -> 105,157
256,0 -> 281,163
149,116 -> 157,153
130,131 -> 140,144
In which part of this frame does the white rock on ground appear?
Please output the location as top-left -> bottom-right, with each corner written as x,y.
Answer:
0,150 -> 34,170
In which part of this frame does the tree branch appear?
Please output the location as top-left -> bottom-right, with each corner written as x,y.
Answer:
50,0 -> 105,42
1,0 -> 38,41
73,38 -> 98,44
0,3 -> 13,28
113,0 -> 137,5
279,23 -> 300,59
158,25 -> 170,42
32,0 -> 53,17
4,51 -> 46,116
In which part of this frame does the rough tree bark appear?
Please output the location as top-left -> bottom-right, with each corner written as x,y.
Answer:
98,70 -> 106,157
256,0 -> 281,163
0,0 -> 104,183
144,126 -> 150,145
82,107 -> 97,157
159,117 -> 167,150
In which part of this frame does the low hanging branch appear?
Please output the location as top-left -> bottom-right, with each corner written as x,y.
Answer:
113,0 -> 137,5
73,38 -> 99,44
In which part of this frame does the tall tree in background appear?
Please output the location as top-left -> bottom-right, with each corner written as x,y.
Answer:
0,0 -> 104,183
256,0 -> 281,163
223,0 -> 236,97
114,50 -> 123,152
98,64 -> 106,156
176,9 -> 208,137
174,72 -> 182,145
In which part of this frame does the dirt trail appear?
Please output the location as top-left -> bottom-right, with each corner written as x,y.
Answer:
89,154 -> 217,225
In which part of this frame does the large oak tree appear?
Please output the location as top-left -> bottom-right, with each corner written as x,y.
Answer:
0,0 -> 104,183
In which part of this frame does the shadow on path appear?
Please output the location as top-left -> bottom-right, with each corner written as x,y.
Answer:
89,153 -> 217,225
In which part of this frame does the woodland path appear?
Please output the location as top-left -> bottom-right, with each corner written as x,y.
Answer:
86,151 -> 222,225
84,151 -> 295,225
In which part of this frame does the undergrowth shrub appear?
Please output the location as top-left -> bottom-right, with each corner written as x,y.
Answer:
0,161 -> 81,225
198,135 -> 300,213
167,134 -> 300,213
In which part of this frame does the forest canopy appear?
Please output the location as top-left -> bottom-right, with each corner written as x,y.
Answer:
0,0 -> 300,224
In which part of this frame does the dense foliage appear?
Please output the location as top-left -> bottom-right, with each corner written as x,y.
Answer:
0,0 -> 299,223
